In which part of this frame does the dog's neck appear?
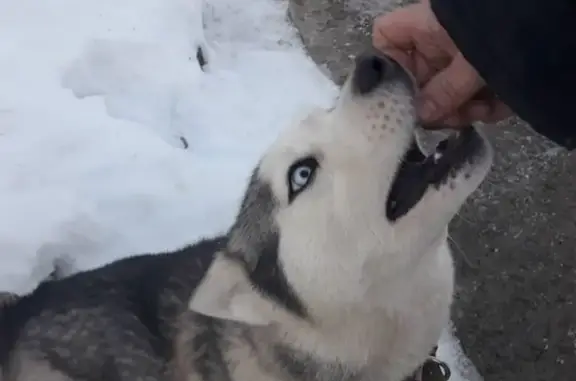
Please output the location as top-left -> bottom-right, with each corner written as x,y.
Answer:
250,240 -> 453,379
279,233 -> 450,316
181,238 -> 453,381
241,321 -> 369,381
236,306 -> 419,381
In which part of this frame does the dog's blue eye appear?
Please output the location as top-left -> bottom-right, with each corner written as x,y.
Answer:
291,166 -> 312,190
287,156 -> 319,202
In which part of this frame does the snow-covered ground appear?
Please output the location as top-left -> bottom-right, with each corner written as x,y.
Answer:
0,0 -> 481,379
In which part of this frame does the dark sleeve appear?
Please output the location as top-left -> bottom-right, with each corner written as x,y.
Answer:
430,0 -> 576,150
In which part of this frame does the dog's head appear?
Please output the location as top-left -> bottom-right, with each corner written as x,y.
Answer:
189,52 -> 493,326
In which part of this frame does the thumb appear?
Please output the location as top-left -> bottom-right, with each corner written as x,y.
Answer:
418,53 -> 484,123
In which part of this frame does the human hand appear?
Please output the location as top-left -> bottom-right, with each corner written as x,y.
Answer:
372,0 -> 513,127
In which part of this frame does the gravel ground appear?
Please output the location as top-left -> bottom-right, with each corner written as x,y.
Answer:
288,1 -> 576,380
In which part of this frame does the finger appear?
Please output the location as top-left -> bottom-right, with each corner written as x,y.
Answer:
440,115 -> 468,128
424,99 -> 514,129
419,115 -> 468,130
383,48 -> 416,75
372,6 -> 420,51
462,100 -> 514,123
418,53 -> 485,123
383,49 -> 439,86
413,51 -> 441,86
385,49 -> 442,88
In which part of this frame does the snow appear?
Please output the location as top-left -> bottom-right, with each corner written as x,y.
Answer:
0,0 -> 480,379
0,0 -> 335,289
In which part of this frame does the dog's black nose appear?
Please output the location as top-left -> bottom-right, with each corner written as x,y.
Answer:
352,53 -> 394,95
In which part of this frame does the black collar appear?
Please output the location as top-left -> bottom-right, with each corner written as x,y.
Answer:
407,346 -> 452,381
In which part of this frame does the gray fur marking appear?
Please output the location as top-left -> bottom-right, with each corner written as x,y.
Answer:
227,170 -> 309,319
272,344 -> 364,381
227,169 -> 279,268
190,316 -> 232,381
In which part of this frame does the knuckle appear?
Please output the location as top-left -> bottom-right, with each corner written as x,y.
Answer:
437,76 -> 459,101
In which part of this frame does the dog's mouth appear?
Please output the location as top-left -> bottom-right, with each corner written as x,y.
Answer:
385,126 -> 485,221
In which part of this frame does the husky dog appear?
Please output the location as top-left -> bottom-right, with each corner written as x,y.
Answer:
0,51 -> 492,381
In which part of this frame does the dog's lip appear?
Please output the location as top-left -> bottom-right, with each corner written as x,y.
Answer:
382,52 -> 418,89
385,126 -> 484,221
396,62 -> 417,88
408,126 -> 482,174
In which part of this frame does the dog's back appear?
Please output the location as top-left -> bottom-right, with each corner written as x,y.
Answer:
0,237 -> 224,381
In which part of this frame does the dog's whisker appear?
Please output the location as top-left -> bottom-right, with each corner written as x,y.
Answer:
448,234 -> 477,269
454,211 -> 474,226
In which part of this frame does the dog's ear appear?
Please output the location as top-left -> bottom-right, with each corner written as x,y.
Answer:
189,252 -> 282,326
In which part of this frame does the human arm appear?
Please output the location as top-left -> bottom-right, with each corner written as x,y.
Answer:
430,0 -> 576,149
373,0 -> 576,149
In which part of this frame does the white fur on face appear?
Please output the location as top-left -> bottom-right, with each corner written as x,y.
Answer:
256,69 -> 492,314
188,56 -> 493,381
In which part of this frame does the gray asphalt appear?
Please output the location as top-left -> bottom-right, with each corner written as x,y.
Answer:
288,1 -> 576,380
